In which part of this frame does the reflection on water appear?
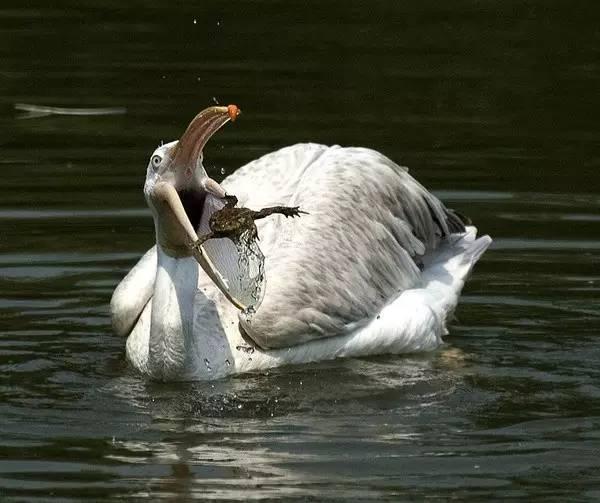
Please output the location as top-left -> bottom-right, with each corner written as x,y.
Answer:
1,0 -> 600,500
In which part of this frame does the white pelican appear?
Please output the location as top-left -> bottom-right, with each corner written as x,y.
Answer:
111,105 -> 491,381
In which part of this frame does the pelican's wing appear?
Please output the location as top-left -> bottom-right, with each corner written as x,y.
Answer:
110,245 -> 157,337
223,144 -> 466,349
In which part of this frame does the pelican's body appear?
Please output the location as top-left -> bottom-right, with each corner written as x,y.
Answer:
111,107 -> 490,381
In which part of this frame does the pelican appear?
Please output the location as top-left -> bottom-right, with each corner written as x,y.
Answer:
111,105 -> 491,381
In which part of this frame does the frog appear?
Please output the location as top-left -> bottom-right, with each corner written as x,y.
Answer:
192,194 -> 306,248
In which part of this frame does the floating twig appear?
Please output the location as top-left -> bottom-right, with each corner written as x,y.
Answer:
15,103 -> 127,119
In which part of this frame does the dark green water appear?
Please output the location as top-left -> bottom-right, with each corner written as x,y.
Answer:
1,1 -> 599,500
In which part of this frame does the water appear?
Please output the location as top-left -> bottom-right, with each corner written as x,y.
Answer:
1,1 -> 599,500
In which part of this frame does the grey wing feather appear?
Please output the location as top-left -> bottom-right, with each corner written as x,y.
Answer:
222,144 -> 465,349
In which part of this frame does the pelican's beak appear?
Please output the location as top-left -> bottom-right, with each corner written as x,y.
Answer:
151,104 -> 246,311
171,104 -> 240,170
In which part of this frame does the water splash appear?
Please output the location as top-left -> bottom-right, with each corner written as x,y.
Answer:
232,228 -> 265,308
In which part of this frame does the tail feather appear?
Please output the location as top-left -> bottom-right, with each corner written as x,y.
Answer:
462,233 -> 492,267
420,227 -> 492,324
446,208 -> 471,232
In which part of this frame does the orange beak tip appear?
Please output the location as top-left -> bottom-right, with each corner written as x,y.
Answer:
227,104 -> 241,122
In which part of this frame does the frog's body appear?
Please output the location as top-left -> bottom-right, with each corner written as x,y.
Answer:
195,194 -> 304,247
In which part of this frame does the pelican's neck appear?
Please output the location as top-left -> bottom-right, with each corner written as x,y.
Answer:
148,245 -> 199,380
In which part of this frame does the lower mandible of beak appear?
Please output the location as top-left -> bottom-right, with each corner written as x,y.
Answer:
202,177 -> 228,199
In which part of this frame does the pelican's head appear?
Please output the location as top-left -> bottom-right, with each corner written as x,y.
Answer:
143,105 -> 240,257
143,104 -> 247,310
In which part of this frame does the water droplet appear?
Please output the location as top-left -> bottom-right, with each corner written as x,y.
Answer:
212,96 -> 220,105
236,345 -> 255,354
243,305 -> 256,316
225,359 -> 231,366
204,358 -> 212,371
193,18 -> 197,24
220,167 -> 226,175
237,404 -> 242,409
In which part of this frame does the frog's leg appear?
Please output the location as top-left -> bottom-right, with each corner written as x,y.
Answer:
248,222 -> 259,241
201,177 -> 240,209
251,206 -> 306,220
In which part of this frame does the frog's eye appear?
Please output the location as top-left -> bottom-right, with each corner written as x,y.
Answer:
151,154 -> 162,168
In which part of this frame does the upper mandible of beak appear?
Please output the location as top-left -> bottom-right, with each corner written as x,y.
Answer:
171,104 -> 241,170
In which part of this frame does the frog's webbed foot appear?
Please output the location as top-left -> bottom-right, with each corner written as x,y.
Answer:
223,194 -> 238,208
277,206 -> 307,219
190,232 -> 213,252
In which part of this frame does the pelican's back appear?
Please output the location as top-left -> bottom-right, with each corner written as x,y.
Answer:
222,144 -> 473,349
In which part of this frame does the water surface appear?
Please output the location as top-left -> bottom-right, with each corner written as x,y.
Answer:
1,1 -> 599,500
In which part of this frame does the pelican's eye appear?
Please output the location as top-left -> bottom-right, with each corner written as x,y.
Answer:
151,154 -> 162,169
